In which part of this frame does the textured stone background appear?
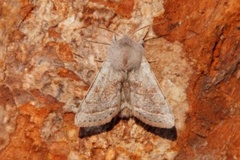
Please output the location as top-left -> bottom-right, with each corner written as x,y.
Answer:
0,0 -> 239,159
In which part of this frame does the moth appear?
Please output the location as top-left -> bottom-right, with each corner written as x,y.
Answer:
75,33 -> 175,129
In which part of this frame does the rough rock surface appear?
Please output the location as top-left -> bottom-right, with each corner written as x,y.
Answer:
0,0 -> 239,159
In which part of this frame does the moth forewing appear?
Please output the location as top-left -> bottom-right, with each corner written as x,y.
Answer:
74,60 -> 122,127
129,57 -> 175,128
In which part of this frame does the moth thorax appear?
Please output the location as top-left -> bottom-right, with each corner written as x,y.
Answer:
108,35 -> 144,73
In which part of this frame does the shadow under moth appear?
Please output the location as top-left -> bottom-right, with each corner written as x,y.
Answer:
75,30 -> 175,135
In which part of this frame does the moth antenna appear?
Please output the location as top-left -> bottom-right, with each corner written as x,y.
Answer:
143,36 -> 161,42
85,39 -> 110,46
142,26 -> 150,40
84,27 -> 121,45
130,24 -> 152,37
143,33 -> 170,42
98,26 -> 120,37
130,22 -> 165,39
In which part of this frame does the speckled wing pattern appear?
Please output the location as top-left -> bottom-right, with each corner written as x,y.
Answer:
129,57 -> 175,128
74,60 -> 123,127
